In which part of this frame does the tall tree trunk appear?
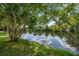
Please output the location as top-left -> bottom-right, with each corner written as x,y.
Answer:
9,34 -> 18,41
7,19 -> 18,42
8,22 -> 26,42
7,9 -> 26,42
8,27 -> 18,42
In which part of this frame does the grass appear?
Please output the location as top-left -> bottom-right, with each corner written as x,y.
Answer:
0,31 -> 7,36
0,32 -> 76,56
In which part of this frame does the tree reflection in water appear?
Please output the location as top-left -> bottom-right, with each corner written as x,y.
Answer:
21,30 -> 79,54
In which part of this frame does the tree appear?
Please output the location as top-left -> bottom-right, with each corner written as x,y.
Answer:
0,3 -> 79,41
0,4 -> 50,41
48,4 -> 79,33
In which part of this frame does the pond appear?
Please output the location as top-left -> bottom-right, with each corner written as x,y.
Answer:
21,32 -> 79,54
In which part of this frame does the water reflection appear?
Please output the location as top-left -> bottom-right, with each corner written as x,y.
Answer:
21,32 -> 79,54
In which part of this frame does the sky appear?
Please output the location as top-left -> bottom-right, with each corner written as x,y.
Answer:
48,20 -> 56,27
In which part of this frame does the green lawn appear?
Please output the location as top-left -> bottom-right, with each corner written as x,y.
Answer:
0,32 -> 76,56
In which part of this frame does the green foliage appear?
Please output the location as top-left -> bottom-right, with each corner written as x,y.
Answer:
50,25 -> 62,31
0,3 -> 79,37
0,4 -> 51,41
48,4 -> 79,32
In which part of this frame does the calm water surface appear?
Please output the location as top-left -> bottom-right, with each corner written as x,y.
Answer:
21,32 -> 79,54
